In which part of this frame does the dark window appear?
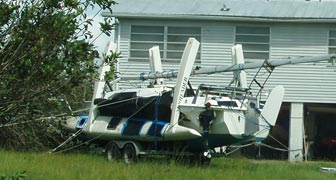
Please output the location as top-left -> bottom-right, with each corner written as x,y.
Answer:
217,101 -> 238,107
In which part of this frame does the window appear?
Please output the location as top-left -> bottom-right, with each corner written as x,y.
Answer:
329,30 -> 336,54
130,26 -> 164,59
130,25 -> 201,62
235,26 -> 270,61
167,27 -> 201,61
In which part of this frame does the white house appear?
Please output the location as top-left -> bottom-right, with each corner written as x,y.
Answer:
102,0 -> 336,161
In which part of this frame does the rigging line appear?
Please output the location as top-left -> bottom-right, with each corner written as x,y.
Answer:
124,96 -> 158,121
49,129 -> 83,153
229,142 -> 255,149
90,31 -> 104,44
259,113 -> 272,127
51,134 -> 104,154
94,91 -> 159,108
259,142 -> 289,152
0,116 -> 63,128
224,142 -> 254,156
116,63 -> 131,82
53,96 -> 162,154
228,106 -> 270,129
245,69 -> 268,77
227,136 -> 259,147
268,134 -> 288,150
0,107 -> 91,128
231,112 -> 268,130
228,63 -> 243,87
252,127 -> 271,137
228,103 -> 271,130
240,60 -> 269,106
0,91 -> 157,128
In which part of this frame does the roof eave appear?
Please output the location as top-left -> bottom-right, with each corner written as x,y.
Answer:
102,12 -> 336,23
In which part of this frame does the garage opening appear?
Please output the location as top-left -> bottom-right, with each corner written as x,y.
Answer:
305,103 -> 336,160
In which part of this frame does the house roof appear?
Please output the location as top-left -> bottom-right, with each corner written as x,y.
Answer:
102,0 -> 336,22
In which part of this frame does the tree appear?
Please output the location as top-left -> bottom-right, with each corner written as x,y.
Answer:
0,0 -> 116,151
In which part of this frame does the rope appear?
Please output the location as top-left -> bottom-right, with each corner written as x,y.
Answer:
0,107 -> 91,128
50,93 -> 160,153
0,115 -> 65,128
224,142 -> 254,156
0,91 -> 160,128
224,140 -> 301,157
259,142 -> 289,152
49,129 -> 83,153
51,134 -> 104,154
268,134 -> 288,150
228,64 -> 242,88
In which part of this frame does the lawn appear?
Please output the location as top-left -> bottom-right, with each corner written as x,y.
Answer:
0,150 -> 335,180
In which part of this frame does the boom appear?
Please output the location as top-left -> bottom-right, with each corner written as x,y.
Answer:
120,54 -> 336,81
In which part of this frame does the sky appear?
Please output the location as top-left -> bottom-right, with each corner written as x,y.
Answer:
86,5 -> 113,56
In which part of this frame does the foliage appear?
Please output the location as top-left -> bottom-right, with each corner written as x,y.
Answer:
103,50 -> 121,81
1,171 -> 26,180
0,0 -> 116,150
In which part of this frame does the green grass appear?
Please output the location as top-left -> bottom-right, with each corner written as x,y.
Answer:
0,150 -> 335,180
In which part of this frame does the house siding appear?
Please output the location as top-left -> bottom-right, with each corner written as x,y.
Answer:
116,19 -> 336,103
194,24 -> 235,86
268,24 -> 336,103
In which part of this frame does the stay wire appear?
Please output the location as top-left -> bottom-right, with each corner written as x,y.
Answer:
0,91 -> 159,128
52,134 -> 104,154
49,129 -> 83,153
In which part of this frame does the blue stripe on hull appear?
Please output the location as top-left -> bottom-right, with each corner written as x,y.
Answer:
147,121 -> 168,137
121,118 -> 147,136
121,118 -> 168,137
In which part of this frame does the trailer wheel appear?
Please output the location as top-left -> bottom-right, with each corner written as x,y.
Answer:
123,143 -> 138,164
192,153 -> 211,166
105,142 -> 121,162
200,155 -> 211,165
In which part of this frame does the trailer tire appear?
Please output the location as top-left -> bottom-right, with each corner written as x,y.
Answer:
200,156 -> 211,166
123,143 -> 138,164
192,153 -> 211,166
105,142 -> 121,162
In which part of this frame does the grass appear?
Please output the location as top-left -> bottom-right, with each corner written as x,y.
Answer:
0,150 -> 336,180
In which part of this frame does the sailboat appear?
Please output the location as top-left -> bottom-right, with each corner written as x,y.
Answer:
65,38 -> 335,164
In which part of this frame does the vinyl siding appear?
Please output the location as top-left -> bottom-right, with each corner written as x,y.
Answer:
190,24 -> 235,87
116,19 -> 336,104
268,24 -> 336,103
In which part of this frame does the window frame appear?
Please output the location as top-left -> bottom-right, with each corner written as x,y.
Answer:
129,25 -> 165,61
328,30 -> 336,54
235,26 -> 270,61
129,25 -> 201,63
